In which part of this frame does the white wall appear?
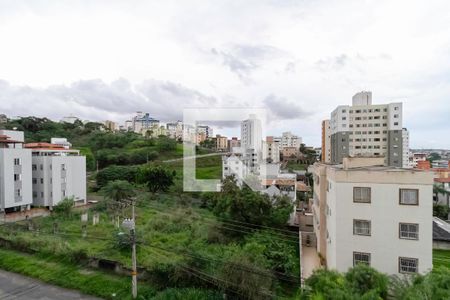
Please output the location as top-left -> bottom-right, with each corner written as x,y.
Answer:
327,179 -> 432,275
0,149 -> 32,210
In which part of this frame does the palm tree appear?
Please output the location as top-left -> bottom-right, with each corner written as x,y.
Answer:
101,180 -> 136,228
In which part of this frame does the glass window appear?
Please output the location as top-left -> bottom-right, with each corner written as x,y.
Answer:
400,189 -> 419,205
353,220 -> 371,236
353,252 -> 371,266
399,257 -> 418,273
399,223 -> 419,240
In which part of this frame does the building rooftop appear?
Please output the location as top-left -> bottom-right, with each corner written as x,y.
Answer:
433,217 -> 450,242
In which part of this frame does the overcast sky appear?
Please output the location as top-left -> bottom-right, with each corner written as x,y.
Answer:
0,0 -> 449,148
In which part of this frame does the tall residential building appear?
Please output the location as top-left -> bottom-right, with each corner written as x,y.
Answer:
280,131 -> 302,149
310,157 -> 433,275
241,114 -> 262,152
402,128 -> 412,168
25,141 -> 86,209
0,114 -> 7,124
330,91 -> 404,167
265,136 -> 280,163
166,121 -> 183,140
0,130 -> 32,212
132,112 -> 159,134
321,120 -> 331,163
196,125 -> 213,139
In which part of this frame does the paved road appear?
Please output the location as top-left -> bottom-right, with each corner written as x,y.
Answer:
0,270 -> 101,300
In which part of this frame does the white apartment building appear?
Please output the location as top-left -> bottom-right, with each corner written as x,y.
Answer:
25,142 -> 86,209
0,130 -> 32,212
311,157 -> 433,276
241,115 -> 262,152
321,120 -> 331,163
131,112 -> 160,134
280,131 -> 302,149
166,121 -> 183,140
330,91 -> 404,167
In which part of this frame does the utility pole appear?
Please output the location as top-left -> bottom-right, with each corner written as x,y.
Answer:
122,199 -> 137,299
131,201 -> 137,299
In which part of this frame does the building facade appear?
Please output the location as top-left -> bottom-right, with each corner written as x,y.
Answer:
321,120 -> 331,163
402,128 -> 412,168
25,142 -> 86,209
280,131 -> 302,149
330,91 -> 404,167
311,157 -> 433,275
0,130 -> 32,212
132,112 -> 160,134
265,136 -> 280,163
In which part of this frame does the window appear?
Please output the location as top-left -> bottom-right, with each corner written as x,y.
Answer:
14,158 -> 21,165
400,189 -> 419,205
33,192 -> 37,198
353,220 -> 371,236
16,189 -> 21,197
399,257 -> 418,274
61,164 -> 66,171
32,178 -> 37,184
40,178 -> 44,184
32,164 -> 37,171
353,252 -> 371,266
399,223 -> 419,240
14,174 -> 21,181
40,164 -> 43,170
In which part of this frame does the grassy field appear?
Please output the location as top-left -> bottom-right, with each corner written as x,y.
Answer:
284,161 -> 307,171
0,193 -> 299,299
433,249 -> 450,268
0,248 -> 156,300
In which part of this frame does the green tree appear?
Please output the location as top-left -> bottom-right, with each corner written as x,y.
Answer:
156,136 -> 177,152
389,267 -> 450,300
101,180 -> 136,227
138,165 -> 176,193
212,176 -> 293,231
433,204 -> 450,219
96,165 -> 138,188
345,264 -> 388,298
53,197 -> 75,217
219,251 -> 273,300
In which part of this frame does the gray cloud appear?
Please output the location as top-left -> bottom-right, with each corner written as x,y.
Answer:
263,94 -> 310,120
0,78 -> 217,123
211,44 -> 290,81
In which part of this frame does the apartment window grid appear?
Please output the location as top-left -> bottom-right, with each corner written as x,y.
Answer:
399,223 -> 419,240
353,187 -> 371,203
399,257 -> 418,274
353,219 -> 371,236
400,189 -> 419,205
14,158 -> 21,165
353,252 -> 371,266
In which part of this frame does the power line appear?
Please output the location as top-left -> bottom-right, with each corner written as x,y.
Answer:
4,227 -> 300,283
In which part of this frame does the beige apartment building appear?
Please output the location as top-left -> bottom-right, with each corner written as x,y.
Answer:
310,157 -> 433,275
214,135 -> 228,151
